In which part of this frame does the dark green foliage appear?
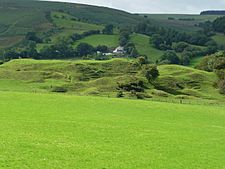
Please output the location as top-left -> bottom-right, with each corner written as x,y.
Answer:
40,40 -> 75,59
71,33 -> 82,41
160,51 -> 180,64
172,42 -> 189,52
51,86 -> 68,93
213,16 -> 225,34
124,42 -> 139,58
118,81 -> 145,93
199,21 -> 214,36
136,22 -> 211,49
71,30 -> 100,42
102,24 -> 113,35
197,52 -> 225,71
201,10 -> 225,15
116,90 -> 124,98
200,16 -> 225,35
3,50 -> 20,60
76,43 -> 95,57
218,80 -> 225,94
119,29 -> 131,46
25,32 -> 42,43
137,56 -> 148,65
96,45 -> 109,53
180,53 -> 190,66
143,65 -> 159,83
151,34 -> 164,49
215,70 -> 225,94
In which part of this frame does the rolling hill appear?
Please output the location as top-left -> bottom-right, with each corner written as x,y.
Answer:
0,0 -> 145,49
0,58 -> 224,103
141,14 -> 221,32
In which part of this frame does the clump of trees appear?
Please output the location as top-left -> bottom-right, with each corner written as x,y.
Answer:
197,51 -> 225,94
25,32 -> 42,43
200,16 -> 225,34
70,30 -> 100,42
143,64 -> 159,84
160,51 -> 180,64
102,24 -> 114,35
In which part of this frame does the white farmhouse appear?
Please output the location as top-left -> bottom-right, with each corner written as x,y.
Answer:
113,46 -> 125,54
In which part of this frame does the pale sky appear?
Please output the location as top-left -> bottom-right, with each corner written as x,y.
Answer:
43,0 -> 225,14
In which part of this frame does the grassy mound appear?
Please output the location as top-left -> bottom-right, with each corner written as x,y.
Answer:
0,58 -> 224,102
157,64 -> 223,100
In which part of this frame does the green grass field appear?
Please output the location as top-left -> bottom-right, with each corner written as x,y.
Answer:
73,34 -> 119,48
1,91 -> 225,168
130,33 -> 165,62
142,14 -> 221,32
213,34 -> 225,47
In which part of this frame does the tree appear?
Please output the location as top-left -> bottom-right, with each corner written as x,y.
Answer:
151,34 -> 164,49
180,53 -> 190,66
96,45 -> 108,53
119,30 -> 130,46
213,16 -> 225,33
143,65 -> 159,84
102,24 -> 113,35
137,56 -> 147,65
124,42 -> 139,58
40,40 -> 75,59
25,32 -> 42,43
76,43 -> 95,57
3,50 -> 20,60
172,42 -> 189,52
160,51 -> 180,64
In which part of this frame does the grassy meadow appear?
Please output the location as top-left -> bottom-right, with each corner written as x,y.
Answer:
73,34 -> 119,48
1,91 -> 225,168
142,14 -> 221,32
1,1 -> 225,168
130,33 -> 165,62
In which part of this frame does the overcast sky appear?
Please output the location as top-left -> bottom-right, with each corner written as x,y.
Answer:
44,0 -> 225,14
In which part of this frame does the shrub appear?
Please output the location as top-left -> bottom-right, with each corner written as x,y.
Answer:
160,51 -> 180,64
51,86 -> 68,93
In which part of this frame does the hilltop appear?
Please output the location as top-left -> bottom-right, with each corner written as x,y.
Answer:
201,10 -> 225,15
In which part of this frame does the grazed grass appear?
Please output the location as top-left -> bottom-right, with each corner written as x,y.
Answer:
130,33 -> 164,62
0,91 -> 225,168
74,34 -> 119,48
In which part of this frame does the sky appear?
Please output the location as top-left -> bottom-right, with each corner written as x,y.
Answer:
44,0 -> 225,14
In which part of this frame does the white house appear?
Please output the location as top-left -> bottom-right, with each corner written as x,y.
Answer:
113,46 -> 125,54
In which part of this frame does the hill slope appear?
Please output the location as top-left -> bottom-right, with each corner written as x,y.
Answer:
0,0 -> 145,49
0,59 -> 224,102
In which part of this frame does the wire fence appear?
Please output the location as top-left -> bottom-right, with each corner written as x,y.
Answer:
149,97 -> 225,107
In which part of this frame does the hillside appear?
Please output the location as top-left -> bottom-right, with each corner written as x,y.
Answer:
130,33 -> 164,62
201,10 -> 225,15
0,58 -> 224,103
141,14 -> 221,32
0,0 -> 145,49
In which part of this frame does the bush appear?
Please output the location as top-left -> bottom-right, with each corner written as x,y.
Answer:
116,91 -> 124,98
218,80 -> 225,94
51,86 -> 68,93
172,42 -> 189,52
160,51 -> 180,64
142,65 -> 159,84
